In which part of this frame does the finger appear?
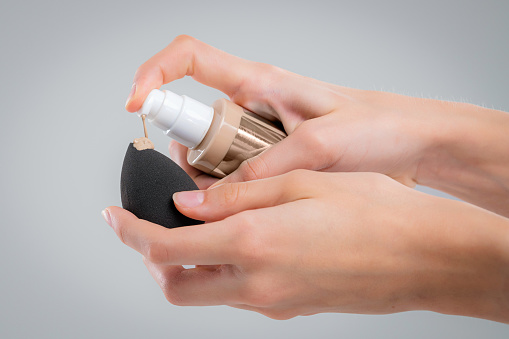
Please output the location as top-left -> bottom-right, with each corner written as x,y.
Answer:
209,123 -> 328,187
142,258 -> 185,290
126,35 -> 256,112
168,140 -> 219,190
173,169 -> 314,222
194,264 -> 221,271
105,206 -> 239,265
228,304 -> 297,320
144,259 -> 242,306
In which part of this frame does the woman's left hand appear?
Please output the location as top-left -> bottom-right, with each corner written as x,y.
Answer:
103,171 -> 509,322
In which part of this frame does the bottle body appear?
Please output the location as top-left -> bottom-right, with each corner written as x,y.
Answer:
187,98 -> 287,178
137,89 -> 286,178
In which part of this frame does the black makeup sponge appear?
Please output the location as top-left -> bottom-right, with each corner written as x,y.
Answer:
121,143 -> 203,228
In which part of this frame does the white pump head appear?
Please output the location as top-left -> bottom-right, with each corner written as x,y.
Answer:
137,89 -> 214,149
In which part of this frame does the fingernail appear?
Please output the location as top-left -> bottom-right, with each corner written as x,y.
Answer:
173,191 -> 204,208
125,83 -> 136,107
102,209 -> 112,227
168,143 -> 175,160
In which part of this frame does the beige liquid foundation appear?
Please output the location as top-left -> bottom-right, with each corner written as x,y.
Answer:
137,89 -> 287,178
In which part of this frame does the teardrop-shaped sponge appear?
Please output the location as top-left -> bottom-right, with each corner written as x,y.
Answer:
121,143 -> 204,228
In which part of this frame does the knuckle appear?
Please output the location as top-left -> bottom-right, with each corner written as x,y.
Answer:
232,213 -> 266,263
255,62 -> 282,78
238,62 -> 283,100
145,241 -> 169,264
237,156 -> 269,182
169,35 -> 198,76
281,169 -> 318,198
294,121 -> 336,169
115,222 -> 128,245
171,35 -> 198,60
172,34 -> 196,46
302,124 -> 329,153
219,182 -> 248,206
133,62 -> 149,79
246,293 -> 272,308
263,310 -> 294,321
240,279 -> 284,308
158,273 -> 188,306
241,283 -> 271,307
285,169 -> 309,185
162,287 -> 186,306
135,35 -> 198,84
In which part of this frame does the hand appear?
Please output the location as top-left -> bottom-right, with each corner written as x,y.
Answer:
125,35 -> 509,216
126,35 -> 433,190
103,171 -> 509,322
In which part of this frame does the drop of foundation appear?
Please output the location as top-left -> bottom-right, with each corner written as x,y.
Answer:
133,137 -> 154,150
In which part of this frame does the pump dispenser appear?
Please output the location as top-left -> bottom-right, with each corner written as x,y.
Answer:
138,89 -> 287,178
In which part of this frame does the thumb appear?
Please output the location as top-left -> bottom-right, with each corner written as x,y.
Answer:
174,170 -> 311,222
210,130 -> 318,187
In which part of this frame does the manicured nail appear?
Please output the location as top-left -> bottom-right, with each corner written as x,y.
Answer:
173,191 -> 204,208
102,209 -> 112,227
125,83 -> 136,107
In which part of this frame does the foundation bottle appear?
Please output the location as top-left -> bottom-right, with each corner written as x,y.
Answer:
137,89 -> 287,178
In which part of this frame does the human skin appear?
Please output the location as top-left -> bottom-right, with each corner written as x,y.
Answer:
102,171 -> 509,322
109,35 -> 509,321
125,35 -> 509,217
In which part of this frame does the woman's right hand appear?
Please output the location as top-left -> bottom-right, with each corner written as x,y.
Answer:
126,35 -> 509,216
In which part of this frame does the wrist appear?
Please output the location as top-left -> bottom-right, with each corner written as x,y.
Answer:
413,100 -> 509,215
407,196 -> 509,322
351,90 -> 452,187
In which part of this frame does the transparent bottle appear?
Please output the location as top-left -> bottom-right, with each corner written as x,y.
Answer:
138,89 -> 287,178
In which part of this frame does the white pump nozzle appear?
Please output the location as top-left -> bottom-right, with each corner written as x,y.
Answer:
137,89 -> 214,149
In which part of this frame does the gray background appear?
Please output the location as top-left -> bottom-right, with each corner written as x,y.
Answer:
1,0 -> 508,338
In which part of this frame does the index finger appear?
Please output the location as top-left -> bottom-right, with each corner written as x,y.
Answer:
126,35 -> 255,112
105,206 -> 240,265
